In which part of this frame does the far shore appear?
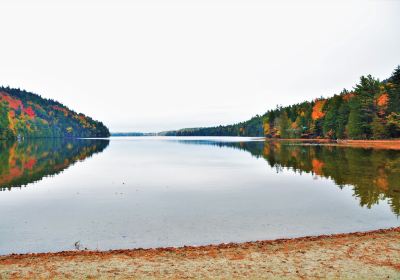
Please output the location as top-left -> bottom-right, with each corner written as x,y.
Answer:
111,135 -> 400,150
1,227 -> 399,279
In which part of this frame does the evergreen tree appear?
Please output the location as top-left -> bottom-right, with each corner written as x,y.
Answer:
322,95 -> 342,139
347,97 -> 364,139
387,66 -> 400,114
387,112 -> 400,137
337,101 -> 350,139
354,75 -> 380,138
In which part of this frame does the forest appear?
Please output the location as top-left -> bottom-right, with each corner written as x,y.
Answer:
165,66 -> 400,139
0,87 -> 110,139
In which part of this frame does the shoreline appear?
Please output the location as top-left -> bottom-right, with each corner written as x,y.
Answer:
2,227 -> 400,278
268,138 -> 400,150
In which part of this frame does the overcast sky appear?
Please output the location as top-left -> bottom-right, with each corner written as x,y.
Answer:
0,0 -> 399,132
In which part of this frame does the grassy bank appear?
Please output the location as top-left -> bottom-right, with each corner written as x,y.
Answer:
1,227 -> 399,279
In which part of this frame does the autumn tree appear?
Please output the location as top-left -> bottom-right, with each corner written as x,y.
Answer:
278,111 -> 289,138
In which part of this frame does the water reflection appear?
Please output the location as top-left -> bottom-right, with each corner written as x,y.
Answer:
179,139 -> 400,215
0,139 -> 109,190
0,137 -> 398,254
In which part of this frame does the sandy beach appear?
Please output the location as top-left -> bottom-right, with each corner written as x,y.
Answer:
1,227 -> 399,279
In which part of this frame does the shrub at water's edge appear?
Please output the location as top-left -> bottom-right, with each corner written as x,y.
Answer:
0,87 -> 110,139
163,66 -> 400,140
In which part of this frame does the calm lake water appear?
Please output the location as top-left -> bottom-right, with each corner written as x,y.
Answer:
0,137 -> 399,254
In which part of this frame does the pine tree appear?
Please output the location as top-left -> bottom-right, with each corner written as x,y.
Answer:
353,75 -> 380,138
347,97 -> 364,139
322,95 -> 342,139
387,112 -> 400,137
337,101 -> 350,139
387,66 -> 400,114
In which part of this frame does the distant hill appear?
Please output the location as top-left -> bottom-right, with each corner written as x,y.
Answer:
164,66 -> 400,140
0,87 -> 110,139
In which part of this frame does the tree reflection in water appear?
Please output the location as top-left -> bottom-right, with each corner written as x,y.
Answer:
179,139 -> 400,216
0,139 -> 109,190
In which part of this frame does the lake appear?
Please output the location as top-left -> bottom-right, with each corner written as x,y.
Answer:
0,137 -> 399,254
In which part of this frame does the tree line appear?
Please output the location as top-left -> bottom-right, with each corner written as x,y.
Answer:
166,66 -> 400,139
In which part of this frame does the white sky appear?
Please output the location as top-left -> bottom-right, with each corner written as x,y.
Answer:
0,0 -> 399,132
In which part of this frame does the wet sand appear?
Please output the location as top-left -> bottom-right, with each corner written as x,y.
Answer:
1,227 -> 399,279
